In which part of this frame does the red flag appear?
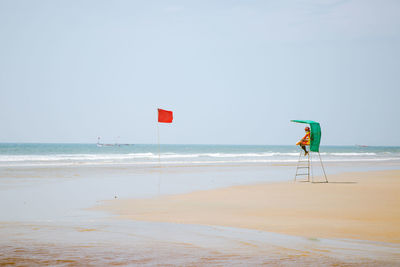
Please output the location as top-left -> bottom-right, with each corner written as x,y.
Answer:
158,108 -> 173,123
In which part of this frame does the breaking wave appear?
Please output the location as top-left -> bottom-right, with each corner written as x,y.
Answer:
0,150 -> 398,167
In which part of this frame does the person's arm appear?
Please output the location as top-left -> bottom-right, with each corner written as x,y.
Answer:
300,132 -> 310,142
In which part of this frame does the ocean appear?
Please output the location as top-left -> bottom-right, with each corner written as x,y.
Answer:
1,143 -> 400,265
0,143 -> 399,167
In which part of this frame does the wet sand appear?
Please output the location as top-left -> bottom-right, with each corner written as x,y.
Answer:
2,164 -> 400,265
99,170 -> 400,243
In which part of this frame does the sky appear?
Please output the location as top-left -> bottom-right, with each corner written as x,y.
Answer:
0,0 -> 399,146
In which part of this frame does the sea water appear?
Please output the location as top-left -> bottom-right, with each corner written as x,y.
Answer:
1,144 -> 400,265
0,143 -> 399,167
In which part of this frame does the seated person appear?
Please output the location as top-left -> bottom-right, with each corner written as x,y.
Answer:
296,126 -> 310,156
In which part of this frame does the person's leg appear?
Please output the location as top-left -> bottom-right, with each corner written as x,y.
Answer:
301,144 -> 308,155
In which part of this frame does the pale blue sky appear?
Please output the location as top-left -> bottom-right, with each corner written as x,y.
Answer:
1,0 -> 399,145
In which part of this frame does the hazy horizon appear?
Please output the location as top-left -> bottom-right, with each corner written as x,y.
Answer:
1,142 -> 398,148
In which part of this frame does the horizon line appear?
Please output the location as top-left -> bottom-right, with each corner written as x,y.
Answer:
0,142 -> 398,147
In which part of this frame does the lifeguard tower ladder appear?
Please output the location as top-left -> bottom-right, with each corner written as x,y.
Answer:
294,148 -> 311,182
292,120 -> 328,183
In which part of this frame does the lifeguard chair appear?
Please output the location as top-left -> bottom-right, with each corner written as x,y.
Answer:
291,120 -> 328,183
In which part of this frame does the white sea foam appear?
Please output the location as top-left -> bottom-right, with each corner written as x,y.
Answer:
0,151 -> 399,167
321,152 -> 377,156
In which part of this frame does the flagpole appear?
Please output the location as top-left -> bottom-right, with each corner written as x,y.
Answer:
157,123 -> 160,164
157,113 -> 161,195
157,108 -> 173,195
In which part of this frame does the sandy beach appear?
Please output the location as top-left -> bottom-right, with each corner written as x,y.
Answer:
99,169 -> 400,244
1,162 -> 400,265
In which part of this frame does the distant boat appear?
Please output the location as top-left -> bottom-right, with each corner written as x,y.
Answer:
97,137 -> 132,147
355,144 -> 368,148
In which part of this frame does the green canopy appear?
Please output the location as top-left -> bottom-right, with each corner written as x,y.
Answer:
291,120 -> 321,152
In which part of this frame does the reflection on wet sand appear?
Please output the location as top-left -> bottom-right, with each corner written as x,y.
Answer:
1,163 -> 400,265
1,220 -> 399,266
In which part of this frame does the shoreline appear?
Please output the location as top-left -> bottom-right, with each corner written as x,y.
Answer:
97,169 -> 400,244
1,158 -> 400,169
